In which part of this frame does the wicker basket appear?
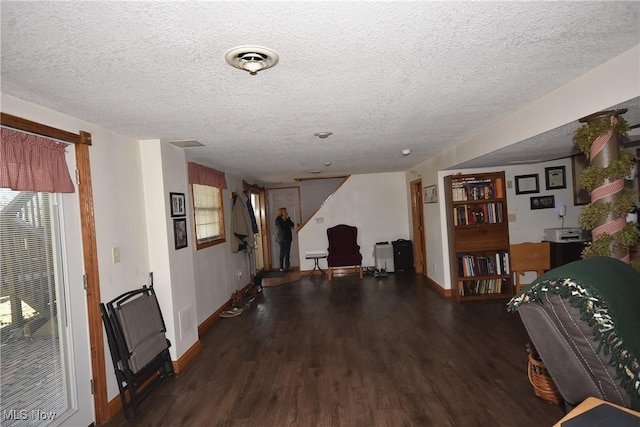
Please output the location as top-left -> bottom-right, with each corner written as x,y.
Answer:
527,349 -> 563,405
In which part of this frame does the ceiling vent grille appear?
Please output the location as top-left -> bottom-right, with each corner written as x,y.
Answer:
224,46 -> 279,75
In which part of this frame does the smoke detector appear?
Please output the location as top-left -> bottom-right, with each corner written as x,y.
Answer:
224,46 -> 279,75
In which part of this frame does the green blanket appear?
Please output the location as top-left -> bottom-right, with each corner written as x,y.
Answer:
508,256 -> 640,410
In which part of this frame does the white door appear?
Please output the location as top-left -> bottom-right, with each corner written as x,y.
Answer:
267,188 -> 300,269
0,145 -> 94,426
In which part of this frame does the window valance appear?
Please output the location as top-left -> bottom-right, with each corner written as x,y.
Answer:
187,162 -> 227,189
0,127 -> 75,193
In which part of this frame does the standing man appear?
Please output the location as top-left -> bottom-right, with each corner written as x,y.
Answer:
275,207 -> 295,272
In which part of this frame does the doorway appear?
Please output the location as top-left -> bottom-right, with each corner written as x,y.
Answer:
267,187 -> 301,270
243,181 -> 268,274
410,179 -> 427,274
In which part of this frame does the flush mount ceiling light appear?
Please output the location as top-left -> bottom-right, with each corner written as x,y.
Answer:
402,149 -> 411,156
314,132 -> 333,139
224,45 -> 279,75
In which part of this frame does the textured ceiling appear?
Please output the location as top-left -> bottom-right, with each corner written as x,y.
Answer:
1,1 -> 639,183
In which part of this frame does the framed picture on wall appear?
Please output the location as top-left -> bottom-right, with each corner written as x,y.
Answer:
571,154 -> 590,206
530,195 -> 555,210
173,218 -> 188,250
545,166 -> 566,190
515,174 -> 540,195
424,185 -> 438,203
170,192 -> 186,217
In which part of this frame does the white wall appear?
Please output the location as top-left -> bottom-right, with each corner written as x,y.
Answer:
191,173 -> 252,326
298,172 -> 410,270
300,177 -> 345,223
140,140 -> 200,361
140,143 -> 252,338
504,158 -> 581,242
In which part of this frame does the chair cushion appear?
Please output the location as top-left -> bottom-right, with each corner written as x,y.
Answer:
114,292 -> 169,373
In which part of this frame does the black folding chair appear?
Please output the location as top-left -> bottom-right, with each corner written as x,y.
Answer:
100,276 -> 174,418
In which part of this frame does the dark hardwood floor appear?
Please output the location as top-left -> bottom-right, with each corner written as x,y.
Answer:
101,272 -> 565,426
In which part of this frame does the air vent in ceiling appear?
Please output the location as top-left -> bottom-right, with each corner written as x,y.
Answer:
168,140 -> 204,148
224,46 -> 279,75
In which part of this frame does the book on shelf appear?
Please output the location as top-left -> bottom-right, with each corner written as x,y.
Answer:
494,177 -> 504,198
451,178 -> 501,202
494,251 -> 510,275
457,252 -> 508,277
453,202 -> 503,226
458,278 -> 506,296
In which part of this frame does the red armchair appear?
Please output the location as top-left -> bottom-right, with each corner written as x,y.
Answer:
326,224 -> 363,280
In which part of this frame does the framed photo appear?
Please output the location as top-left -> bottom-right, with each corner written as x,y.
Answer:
530,195 -> 555,210
173,218 -> 188,249
170,192 -> 186,217
515,174 -> 540,195
571,154 -> 590,206
424,185 -> 438,203
545,166 -> 566,190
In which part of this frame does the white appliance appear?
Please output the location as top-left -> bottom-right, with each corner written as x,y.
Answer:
374,243 -> 394,272
543,228 -> 590,243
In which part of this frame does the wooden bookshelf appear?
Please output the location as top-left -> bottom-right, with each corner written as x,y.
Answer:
445,171 -> 513,301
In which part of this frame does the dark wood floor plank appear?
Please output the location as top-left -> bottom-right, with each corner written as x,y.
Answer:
101,273 -> 564,426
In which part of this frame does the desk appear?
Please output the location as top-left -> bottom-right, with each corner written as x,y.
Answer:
305,251 -> 327,276
553,397 -> 640,426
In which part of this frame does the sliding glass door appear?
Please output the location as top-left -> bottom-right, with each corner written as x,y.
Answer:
0,147 -> 93,426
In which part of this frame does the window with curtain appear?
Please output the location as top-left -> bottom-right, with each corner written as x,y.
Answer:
187,162 -> 227,250
192,184 -> 225,249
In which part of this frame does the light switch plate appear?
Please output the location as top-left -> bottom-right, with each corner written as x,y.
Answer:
112,247 -> 120,263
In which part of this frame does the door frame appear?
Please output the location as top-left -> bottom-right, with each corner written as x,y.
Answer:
243,180 -> 269,273
0,113 -> 108,423
266,186 -> 301,271
410,179 -> 427,274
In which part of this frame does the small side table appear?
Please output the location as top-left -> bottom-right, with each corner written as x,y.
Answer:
305,251 -> 327,276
